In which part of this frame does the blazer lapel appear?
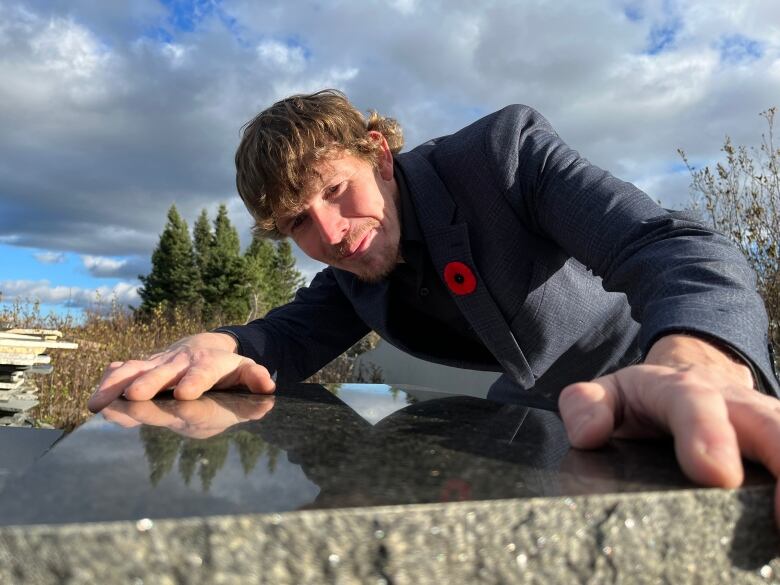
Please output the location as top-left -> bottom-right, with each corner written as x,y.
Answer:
396,152 -> 536,388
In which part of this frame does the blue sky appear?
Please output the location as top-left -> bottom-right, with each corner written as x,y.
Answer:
0,243 -> 136,314
1,0 -> 779,319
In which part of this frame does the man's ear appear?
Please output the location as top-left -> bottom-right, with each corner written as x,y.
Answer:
368,130 -> 394,181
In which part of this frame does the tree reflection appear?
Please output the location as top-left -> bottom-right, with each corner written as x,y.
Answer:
139,427 -> 182,486
139,425 -> 281,490
110,394 -> 279,491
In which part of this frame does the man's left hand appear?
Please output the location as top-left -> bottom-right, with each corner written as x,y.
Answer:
558,334 -> 780,528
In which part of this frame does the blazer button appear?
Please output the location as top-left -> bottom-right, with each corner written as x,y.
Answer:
419,287 -> 430,297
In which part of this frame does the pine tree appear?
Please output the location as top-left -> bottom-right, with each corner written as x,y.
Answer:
137,205 -> 200,314
193,208 -> 212,277
201,204 -> 250,323
268,239 -> 305,308
244,237 -> 277,320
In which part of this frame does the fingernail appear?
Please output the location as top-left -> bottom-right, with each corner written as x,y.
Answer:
697,441 -> 735,463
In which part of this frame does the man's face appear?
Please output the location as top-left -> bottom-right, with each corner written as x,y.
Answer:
276,134 -> 402,282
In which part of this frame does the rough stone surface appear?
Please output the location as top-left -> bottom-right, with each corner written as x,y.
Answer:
0,487 -> 777,584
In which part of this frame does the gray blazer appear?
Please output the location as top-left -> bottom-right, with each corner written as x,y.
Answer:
222,105 -> 780,405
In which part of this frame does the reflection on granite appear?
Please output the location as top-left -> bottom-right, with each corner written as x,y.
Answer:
0,427 -> 63,494
0,383 -> 772,526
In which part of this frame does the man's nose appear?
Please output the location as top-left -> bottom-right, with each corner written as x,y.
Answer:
310,205 -> 348,245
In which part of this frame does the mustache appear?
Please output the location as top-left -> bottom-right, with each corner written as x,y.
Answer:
333,220 -> 380,259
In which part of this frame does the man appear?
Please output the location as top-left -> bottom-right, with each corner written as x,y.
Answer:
90,90 -> 780,524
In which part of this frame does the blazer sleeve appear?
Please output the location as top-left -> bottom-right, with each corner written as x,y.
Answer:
485,104 -> 779,395
214,267 -> 371,386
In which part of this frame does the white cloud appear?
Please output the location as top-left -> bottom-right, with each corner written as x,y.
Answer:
162,42 -> 188,67
81,255 -> 126,276
80,254 -> 149,279
256,39 -> 306,72
30,17 -> 107,79
388,0 -> 418,15
0,11 -> 114,110
34,251 -> 65,264
0,279 -> 140,309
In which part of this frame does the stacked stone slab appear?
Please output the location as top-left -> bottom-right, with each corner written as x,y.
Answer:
0,329 -> 77,427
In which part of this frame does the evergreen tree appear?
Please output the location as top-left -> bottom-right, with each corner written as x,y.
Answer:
137,205 -> 200,314
192,208 -> 212,277
201,204 -> 250,323
269,239 -> 306,308
244,237 -> 277,320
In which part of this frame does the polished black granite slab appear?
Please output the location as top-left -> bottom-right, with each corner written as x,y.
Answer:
0,427 -> 63,494
0,383 -> 772,526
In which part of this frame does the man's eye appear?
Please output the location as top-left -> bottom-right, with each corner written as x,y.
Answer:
327,182 -> 342,196
290,215 -> 306,231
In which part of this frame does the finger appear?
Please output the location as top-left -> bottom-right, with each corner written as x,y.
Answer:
171,357 -> 270,401
174,398 -> 248,439
172,364 -> 223,401
123,353 -> 191,402
88,360 -> 158,413
209,359 -> 276,394
122,400 -> 184,429
233,361 -> 276,394
665,385 -> 743,488
104,361 -> 124,373
579,366 -> 743,487
200,393 -> 275,421
89,361 -> 136,412
729,395 -> 780,528
724,395 -> 780,526
176,398 -> 219,425
101,407 -> 142,429
724,394 -> 780,470
558,379 -> 618,449
235,395 -> 276,420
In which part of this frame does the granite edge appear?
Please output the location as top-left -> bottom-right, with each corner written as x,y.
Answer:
0,486 -> 778,585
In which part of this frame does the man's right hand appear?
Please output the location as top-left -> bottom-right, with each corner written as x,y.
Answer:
87,332 -> 276,413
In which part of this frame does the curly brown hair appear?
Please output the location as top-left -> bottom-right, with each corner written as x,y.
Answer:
235,89 -> 404,239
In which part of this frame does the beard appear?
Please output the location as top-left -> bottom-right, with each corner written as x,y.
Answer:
333,219 -> 400,283
352,250 -> 399,283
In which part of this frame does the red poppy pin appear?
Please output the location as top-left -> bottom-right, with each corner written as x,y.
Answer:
443,261 -> 477,295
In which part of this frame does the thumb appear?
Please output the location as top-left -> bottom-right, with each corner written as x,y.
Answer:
558,377 -> 620,449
